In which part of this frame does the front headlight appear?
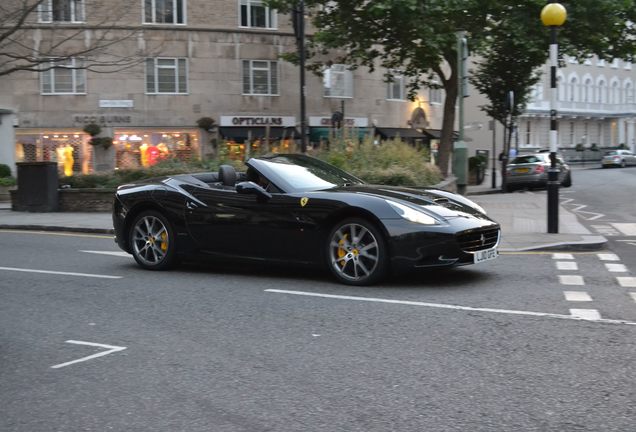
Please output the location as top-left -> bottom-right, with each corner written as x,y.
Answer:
385,200 -> 439,225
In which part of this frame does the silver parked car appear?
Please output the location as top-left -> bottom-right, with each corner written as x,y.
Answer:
601,149 -> 636,168
505,152 -> 572,192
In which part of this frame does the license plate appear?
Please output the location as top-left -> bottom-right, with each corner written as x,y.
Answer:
474,248 -> 498,264
514,168 -> 530,174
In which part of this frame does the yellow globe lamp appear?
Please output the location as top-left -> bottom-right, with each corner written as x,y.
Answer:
541,3 -> 567,27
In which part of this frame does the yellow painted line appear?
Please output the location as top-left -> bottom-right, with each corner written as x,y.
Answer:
0,229 -> 111,239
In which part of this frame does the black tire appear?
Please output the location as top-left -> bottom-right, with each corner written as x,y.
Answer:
561,172 -> 572,187
129,210 -> 178,270
326,218 -> 388,286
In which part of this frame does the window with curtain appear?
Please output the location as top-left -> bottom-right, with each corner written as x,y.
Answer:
39,0 -> 84,22
239,0 -> 277,28
41,58 -> 86,94
144,0 -> 186,24
146,58 -> 188,94
242,60 -> 278,95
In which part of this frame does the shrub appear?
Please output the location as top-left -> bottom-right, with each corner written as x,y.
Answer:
315,137 -> 442,187
0,163 -> 11,178
0,176 -> 16,187
83,123 -> 102,136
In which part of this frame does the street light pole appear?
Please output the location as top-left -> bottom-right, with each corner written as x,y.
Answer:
294,1 -> 307,153
541,2 -> 567,234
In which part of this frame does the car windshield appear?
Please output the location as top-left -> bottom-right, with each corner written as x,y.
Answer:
604,151 -> 619,156
253,154 -> 364,192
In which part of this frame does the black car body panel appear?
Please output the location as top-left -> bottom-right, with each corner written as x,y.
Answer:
113,154 -> 500,279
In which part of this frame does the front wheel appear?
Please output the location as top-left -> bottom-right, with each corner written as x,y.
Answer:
561,172 -> 572,187
326,218 -> 388,285
129,210 -> 177,270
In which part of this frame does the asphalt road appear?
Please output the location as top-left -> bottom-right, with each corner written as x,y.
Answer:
1,216 -> 635,431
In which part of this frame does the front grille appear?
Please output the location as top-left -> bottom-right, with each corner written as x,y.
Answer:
457,227 -> 500,253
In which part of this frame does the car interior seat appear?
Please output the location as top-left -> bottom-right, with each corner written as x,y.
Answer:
218,164 -> 237,187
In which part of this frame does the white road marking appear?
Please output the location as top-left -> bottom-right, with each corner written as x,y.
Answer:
556,261 -> 578,271
264,289 -> 636,326
0,266 -> 121,279
561,198 -> 575,205
630,293 -> 636,303
564,291 -> 592,302
591,225 -> 620,236
576,210 -> 605,221
570,309 -> 602,320
51,340 -> 127,369
80,250 -> 130,258
617,277 -> 636,288
552,253 -> 574,260
605,263 -> 628,273
612,223 -> 636,236
559,275 -> 585,285
571,204 -> 587,212
597,253 -> 620,261
616,240 -> 636,246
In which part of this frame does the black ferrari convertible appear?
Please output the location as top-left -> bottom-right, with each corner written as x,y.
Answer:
113,154 -> 500,285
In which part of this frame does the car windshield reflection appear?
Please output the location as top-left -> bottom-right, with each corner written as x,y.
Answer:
257,155 -> 364,192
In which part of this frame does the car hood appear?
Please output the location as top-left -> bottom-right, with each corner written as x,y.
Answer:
331,184 -> 492,221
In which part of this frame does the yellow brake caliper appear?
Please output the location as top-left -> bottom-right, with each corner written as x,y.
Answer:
160,231 -> 168,252
337,234 -> 349,267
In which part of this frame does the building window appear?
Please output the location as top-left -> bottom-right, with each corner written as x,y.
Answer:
525,121 -> 531,146
597,123 -> 603,146
239,0 -> 277,28
144,0 -> 186,24
569,122 -> 575,146
597,80 -> 607,104
386,72 -> 405,100
145,58 -> 188,94
568,77 -> 578,102
583,78 -> 593,102
39,0 -> 85,23
429,84 -> 442,104
242,60 -> 278,95
625,83 -> 634,104
41,58 -> 86,94
323,64 -> 353,98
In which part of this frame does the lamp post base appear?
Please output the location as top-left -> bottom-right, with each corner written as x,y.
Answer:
547,166 -> 560,233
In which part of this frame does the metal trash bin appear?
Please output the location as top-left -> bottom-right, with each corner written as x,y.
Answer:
14,162 -> 59,212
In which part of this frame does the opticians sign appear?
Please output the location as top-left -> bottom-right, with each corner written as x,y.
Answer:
220,116 -> 296,127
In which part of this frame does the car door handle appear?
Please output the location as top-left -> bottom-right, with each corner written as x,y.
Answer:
186,201 -> 198,210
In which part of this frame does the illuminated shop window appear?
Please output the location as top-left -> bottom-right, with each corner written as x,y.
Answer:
113,129 -> 198,169
15,131 -> 92,175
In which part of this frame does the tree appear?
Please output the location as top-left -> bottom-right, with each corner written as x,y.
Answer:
0,0 -> 147,77
268,0 -> 636,177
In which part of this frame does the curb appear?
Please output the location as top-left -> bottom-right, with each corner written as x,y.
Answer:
499,235 -> 607,253
0,225 -> 114,235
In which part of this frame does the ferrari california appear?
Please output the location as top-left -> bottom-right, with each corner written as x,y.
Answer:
113,154 -> 500,285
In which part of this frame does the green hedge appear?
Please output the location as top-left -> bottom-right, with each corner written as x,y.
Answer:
60,138 -> 441,189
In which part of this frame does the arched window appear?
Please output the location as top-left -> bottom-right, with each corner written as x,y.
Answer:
597,80 -> 607,104
610,80 -> 620,104
569,76 -> 578,102
557,75 -> 565,101
584,78 -> 593,103
624,81 -> 633,104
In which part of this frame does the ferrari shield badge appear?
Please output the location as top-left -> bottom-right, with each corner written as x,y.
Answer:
300,197 -> 309,207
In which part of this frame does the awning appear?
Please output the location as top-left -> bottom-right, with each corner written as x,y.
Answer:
375,127 -> 427,140
219,127 -> 299,142
423,129 -> 459,140
309,127 -> 370,142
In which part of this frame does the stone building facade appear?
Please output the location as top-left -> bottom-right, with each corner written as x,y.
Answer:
0,0 -> 445,176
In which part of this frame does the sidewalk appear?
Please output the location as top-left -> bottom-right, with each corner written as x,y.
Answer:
0,181 -> 607,253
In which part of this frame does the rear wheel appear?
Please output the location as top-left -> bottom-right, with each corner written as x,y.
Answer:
326,218 -> 388,285
129,210 -> 177,270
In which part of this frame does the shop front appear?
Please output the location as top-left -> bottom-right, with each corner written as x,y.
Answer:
14,127 -> 200,175
308,116 -> 370,146
112,128 -> 199,169
15,129 -> 92,176
218,115 -> 298,159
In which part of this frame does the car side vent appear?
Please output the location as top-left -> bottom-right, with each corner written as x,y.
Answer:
434,197 -> 450,204
457,227 -> 500,253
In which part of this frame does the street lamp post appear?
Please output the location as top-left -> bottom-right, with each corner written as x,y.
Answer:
541,2 -> 567,234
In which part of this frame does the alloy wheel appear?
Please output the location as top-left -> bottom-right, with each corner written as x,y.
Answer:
132,214 -> 170,267
329,222 -> 380,283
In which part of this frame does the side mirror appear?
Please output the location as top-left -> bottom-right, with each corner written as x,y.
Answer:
236,181 -> 272,201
